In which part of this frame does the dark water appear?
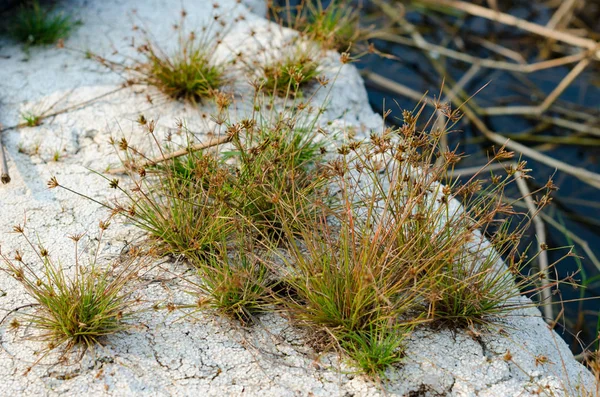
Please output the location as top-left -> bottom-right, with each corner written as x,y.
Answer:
274,0 -> 600,355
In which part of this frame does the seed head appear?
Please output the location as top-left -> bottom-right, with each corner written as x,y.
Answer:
47,176 -> 59,189
99,220 -> 111,230
68,232 -> 85,242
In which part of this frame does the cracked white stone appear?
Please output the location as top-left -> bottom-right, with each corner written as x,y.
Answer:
0,0 -> 596,396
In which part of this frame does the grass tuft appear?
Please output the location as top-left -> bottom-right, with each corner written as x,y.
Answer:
191,234 -> 272,324
1,225 -> 141,352
139,30 -> 225,102
10,0 -> 77,46
267,100 -> 565,374
341,325 -> 406,375
269,0 -> 362,52
110,130 -> 236,264
21,111 -> 42,127
225,111 -> 327,238
259,44 -> 321,97
298,0 -> 361,51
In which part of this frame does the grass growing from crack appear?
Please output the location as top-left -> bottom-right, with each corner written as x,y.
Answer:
224,104 -> 328,238
20,111 -> 41,127
1,223 -> 141,354
268,100 -> 567,375
275,207 -> 418,375
87,9 -> 232,103
258,43 -> 321,98
10,0 -> 78,47
139,28 -> 225,103
269,0 -> 363,52
108,120 -> 236,264
188,232 -> 273,324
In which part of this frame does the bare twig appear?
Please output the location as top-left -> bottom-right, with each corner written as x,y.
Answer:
0,86 -> 127,133
480,57 -> 592,116
541,0 -> 578,59
0,129 -> 10,184
515,172 -> 552,321
365,72 -> 600,189
372,31 -> 588,73
418,0 -> 600,59
107,136 -> 231,175
538,211 -> 600,273
536,116 -> 600,138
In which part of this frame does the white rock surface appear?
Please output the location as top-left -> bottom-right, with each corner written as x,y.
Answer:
0,0 -> 596,396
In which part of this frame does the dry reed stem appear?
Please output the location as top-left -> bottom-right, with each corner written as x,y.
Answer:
107,135 -> 231,174
481,56 -> 592,116
537,116 -> 600,138
365,72 -> 600,189
0,86 -> 126,133
458,101 -> 600,189
368,10 -> 600,189
470,36 -> 526,64
373,31 -> 588,73
515,171 -> 552,321
541,0 -> 578,59
0,129 -> 10,184
419,0 -> 600,59
538,211 -> 600,273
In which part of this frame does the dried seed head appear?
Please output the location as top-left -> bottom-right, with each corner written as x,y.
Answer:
317,75 -> 329,86
119,138 -> 129,151
68,232 -> 85,242
13,224 -> 24,233
99,220 -> 111,230
214,91 -> 232,111
47,176 -> 59,189
337,145 -> 350,155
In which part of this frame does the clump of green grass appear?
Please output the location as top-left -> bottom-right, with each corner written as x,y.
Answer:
138,28 -> 226,103
356,105 -> 563,329
85,10 -> 230,103
274,208 -> 419,375
189,233 -> 273,324
10,0 -> 77,46
298,0 -> 361,51
107,121 -> 235,264
269,100 -> 565,374
341,325 -> 406,375
20,111 -> 41,127
224,110 -> 328,238
258,44 -> 321,97
1,223 -> 141,353
269,0 -> 363,52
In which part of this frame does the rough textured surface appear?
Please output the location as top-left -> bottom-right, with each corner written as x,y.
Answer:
0,0 -> 596,396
